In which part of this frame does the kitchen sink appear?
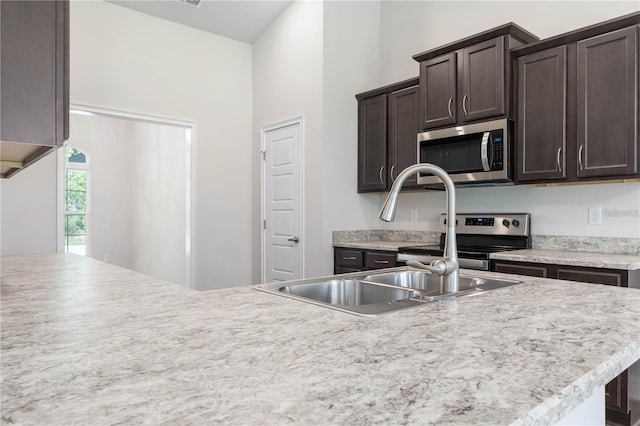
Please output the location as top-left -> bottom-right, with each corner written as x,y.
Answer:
280,279 -> 421,305
277,279 -> 425,315
363,270 -> 487,294
254,267 -> 521,317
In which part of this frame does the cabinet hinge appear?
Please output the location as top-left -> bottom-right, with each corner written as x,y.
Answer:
263,219 -> 267,229
261,150 -> 266,161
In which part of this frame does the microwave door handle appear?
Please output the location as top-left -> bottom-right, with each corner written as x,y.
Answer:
481,132 -> 491,171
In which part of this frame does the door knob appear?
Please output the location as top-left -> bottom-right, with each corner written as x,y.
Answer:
288,236 -> 299,243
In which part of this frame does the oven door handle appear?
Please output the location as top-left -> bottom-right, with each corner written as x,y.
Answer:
481,131 -> 491,172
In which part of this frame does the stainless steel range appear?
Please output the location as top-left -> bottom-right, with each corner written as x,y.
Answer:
398,213 -> 531,271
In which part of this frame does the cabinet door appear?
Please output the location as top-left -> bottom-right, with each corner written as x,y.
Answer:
516,47 -> 567,182
419,53 -> 457,129
1,0 -> 68,146
461,37 -> 505,122
576,26 -> 638,178
605,370 -> 629,415
389,86 -> 420,189
358,95 -> 388,192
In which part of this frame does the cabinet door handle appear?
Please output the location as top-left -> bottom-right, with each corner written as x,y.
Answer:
390,165 -> 396,183
374,260 -> 390,264
447,97 -> 453,119
556,147 -> 562,172
578,145 -> 584,170
462,95 -> 469,116
287,236 -> 299,243
379,166 -> 385,184
342,256 -> 357,260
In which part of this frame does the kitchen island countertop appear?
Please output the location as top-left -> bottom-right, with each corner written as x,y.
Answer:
1,253 -> 639,425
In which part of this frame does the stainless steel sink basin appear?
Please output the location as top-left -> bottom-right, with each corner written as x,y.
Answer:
364,271 -> 488,296
281,279 -> 421,306
254,267 -> 521,317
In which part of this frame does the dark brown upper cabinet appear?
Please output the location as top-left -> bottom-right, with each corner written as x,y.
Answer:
388,86 -> 421,189
513,12 -> 640,184
0,0 -> 69,178
356,78 -> 421,193
414,24 -> 538,131
357,95 -> 388,192
576,26 -> 638,178
419,53 -> 457,129
516,46 -> 567,181
461,37 -> 505,121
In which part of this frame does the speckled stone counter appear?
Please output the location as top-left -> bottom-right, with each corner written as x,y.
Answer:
333,230 -> 439,251
491,249 -> 640,271
2,254 -> 640,425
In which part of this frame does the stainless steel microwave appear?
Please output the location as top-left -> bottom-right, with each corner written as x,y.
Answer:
417,118 -> 512,188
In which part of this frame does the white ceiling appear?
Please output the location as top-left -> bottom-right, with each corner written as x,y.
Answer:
108,0 -> 293,44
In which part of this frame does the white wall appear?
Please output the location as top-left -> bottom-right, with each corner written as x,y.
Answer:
1,1 -> 253,290
131,122 -> 188,286
0,154 -> 58,255
252,1 -> 324,281
321,1 -> 387,276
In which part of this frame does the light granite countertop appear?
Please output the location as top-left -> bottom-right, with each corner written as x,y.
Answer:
333,240 -> 419,252
490,249 -> 640,271
2,254 -> 640,425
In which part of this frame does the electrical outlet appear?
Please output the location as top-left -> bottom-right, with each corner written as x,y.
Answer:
410,210 -> 418,223
588,207 -> 602,225
104,254 -> 110,262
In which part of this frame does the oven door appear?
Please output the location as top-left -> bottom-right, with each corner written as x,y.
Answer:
417,118 -> 511,186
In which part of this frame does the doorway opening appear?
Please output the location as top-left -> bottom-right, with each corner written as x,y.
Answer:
58,105 -> 197,288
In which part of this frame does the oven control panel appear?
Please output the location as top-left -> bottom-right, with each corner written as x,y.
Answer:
439,213 -> 530,236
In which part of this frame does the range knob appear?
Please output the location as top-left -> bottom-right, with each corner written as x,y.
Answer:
512,219 -> 520,227
502,219 -> 510,228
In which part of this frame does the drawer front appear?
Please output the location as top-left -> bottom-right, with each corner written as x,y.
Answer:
556,267 -> 626,287
493,261 -> 550,278
335,249 -> 364,267
365,252 -> 397,269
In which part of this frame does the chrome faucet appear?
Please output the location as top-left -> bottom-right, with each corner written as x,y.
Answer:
379,163 -> 459,293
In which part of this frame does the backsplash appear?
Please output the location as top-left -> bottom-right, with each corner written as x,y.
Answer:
334,230 -> 640,255
532,235 -> 640,255
333,230 -> 440,245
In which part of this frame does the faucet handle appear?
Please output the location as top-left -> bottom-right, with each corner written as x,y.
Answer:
406,260 -> 447,275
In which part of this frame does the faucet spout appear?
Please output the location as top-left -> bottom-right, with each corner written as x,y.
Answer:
379,163 -> 459,293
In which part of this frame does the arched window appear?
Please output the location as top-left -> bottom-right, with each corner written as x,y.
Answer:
64,145 -> 89,255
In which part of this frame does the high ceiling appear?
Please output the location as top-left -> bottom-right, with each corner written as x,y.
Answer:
108,0 -> 293,44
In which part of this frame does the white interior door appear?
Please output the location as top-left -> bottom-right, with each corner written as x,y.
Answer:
262,119 -> 303,283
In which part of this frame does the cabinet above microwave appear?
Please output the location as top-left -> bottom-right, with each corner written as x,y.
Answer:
413,23 -> 538,131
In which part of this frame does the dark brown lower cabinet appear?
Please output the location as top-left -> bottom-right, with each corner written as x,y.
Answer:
493,260 -> 635,425
334,247 -> 397,274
